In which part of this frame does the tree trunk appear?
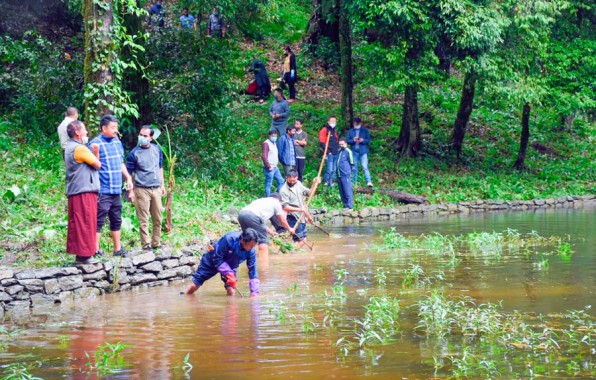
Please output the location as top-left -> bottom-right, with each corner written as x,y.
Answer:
450,70 -> 477,159
338,0 -> 353,130
398,84 -> 420,157
355,187 -> 428,204
513,102 -> 531,170
122,0 -> 150,148
305,0 -> 339,47
83,0 -> 114,127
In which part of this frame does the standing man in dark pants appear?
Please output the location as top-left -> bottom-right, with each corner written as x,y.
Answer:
283,46 -> 297,102
207,7 -> 225,37
126,126 -> 165,252
270,89 -> 290,137
318,116 -> 340,187
347,117 -> 373,187
294,119 -> 307,181
336,137 -> 354,210
90,115 -> 135,258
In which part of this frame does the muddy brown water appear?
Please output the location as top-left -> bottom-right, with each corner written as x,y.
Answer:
1,207 -> 594,379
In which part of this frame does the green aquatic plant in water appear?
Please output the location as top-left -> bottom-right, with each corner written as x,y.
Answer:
402,264 -> 425,288
0,362 -> 43,380
417,293 -> 595,378
85,341 -> 130,376
374,267 -> 388,286
416,291 -> 503,339
172,353 -> 193,378
336,295 -> 400,355
375,229 -> 572,262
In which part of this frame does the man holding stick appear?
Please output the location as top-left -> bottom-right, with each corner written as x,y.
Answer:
279,169 -> 319,249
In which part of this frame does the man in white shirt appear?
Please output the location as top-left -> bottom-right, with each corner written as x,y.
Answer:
57,107 -> 79,159
237,194 -> 293,255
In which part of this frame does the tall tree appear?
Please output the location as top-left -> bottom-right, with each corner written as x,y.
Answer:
338,0 -> 353,129
82,0 -> 144,128
305,0 -> 340,46
352,0 -> 434,158
490,0 -> 561,170
434,0 -> 505,159
83,0 -> 114,125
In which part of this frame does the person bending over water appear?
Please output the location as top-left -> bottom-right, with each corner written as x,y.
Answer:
186,229 -> 260,297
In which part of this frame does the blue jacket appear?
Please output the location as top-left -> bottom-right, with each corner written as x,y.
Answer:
347,127 -> 371,155
277,134 -> 296,166
207,232 -> 258,280
336,147 -> 354,177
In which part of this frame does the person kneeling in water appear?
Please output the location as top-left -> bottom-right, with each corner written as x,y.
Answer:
186,229 -> 260,297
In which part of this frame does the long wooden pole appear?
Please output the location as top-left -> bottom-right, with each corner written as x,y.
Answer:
291,131 -> 331,230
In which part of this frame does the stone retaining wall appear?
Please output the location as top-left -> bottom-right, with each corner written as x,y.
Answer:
0,246 -> 204,318
311,195 -> 596,225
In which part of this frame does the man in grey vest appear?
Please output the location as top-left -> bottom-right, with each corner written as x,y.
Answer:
262,130 -> 284,196
65,120 -> 101,264
126,126 -> 165,251
207,7 -> 225,37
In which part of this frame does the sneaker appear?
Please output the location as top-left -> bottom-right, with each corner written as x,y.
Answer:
94,250 -> 104,258
143,246 -> 153,252
367,182 -> 373,187
113,249 -> 129,258
75,256 -> 99,264
151,244 -> 163,250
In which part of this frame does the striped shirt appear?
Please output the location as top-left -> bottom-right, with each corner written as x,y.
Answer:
89,134 -> 125,194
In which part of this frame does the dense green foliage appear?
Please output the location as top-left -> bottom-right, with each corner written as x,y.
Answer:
0,0 -> 594,267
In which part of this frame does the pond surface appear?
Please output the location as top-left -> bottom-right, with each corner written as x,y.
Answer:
1,206 -> 594,379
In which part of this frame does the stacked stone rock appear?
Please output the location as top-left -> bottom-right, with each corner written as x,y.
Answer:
311,195 -> 595,225
0,246 -> 203,317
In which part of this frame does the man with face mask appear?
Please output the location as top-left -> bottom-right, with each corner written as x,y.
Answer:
318,116 -> 340,187
347,117 -> 373,187
65,120 -> 101,264
126,126 -> 165,251
270,89 -> 290,137
207,7 -> 225,37
279,169 -> 318,248
262,130 -> 284,197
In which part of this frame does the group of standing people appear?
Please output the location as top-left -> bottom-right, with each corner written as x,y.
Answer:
263,93 -> 374,211
148,2 -> 225,37
59,110 -> 165,264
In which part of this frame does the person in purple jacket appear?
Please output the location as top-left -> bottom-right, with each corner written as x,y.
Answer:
186,229 -> 260,297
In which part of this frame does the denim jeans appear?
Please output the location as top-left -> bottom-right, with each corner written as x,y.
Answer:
323,152 -> 338,185
263,167 -> 284,196
352,151 -> 371,185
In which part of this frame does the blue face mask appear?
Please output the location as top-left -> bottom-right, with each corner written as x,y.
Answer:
138,136 -> 150,146
270,137 -> 278,143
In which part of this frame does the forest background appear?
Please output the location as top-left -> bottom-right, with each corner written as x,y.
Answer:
0,0 -> 594,268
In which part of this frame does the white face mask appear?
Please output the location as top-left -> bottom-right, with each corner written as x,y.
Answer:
329,124 -> 336,128
82,136 -> 89,144
354,125 -> 361,129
